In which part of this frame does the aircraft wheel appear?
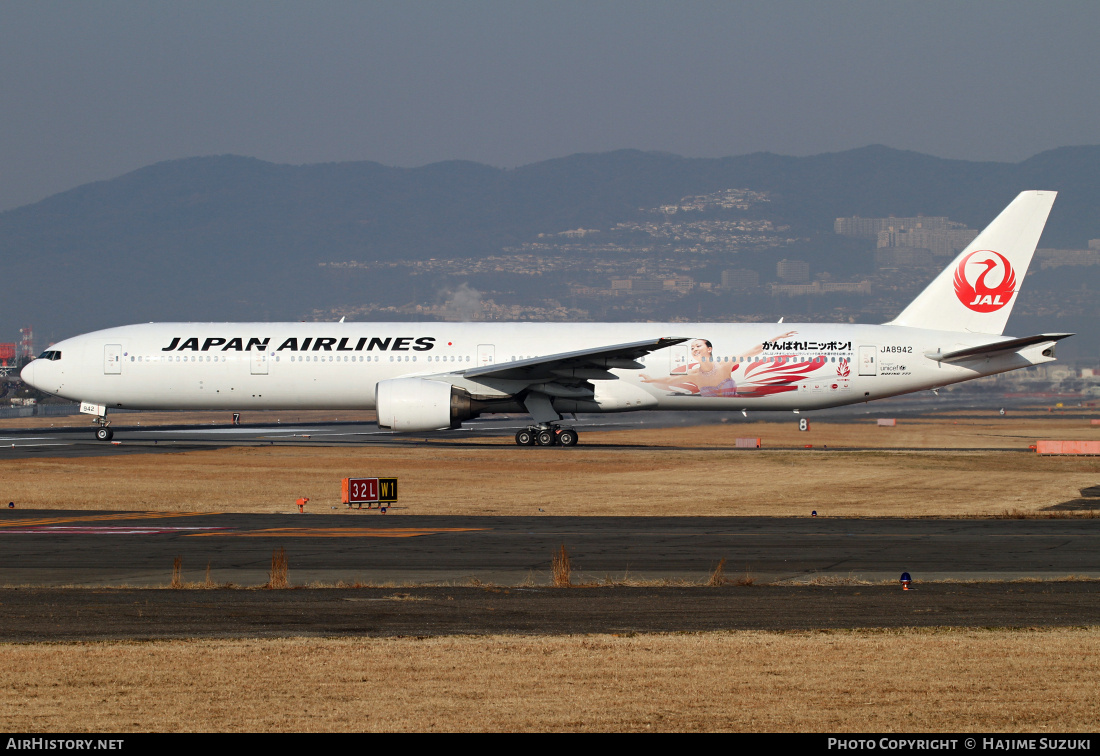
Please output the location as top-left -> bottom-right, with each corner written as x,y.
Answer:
515,429 -> 535,446
557,428 -> 578,447
95,427 -> 113,441
536,430 -> 555,447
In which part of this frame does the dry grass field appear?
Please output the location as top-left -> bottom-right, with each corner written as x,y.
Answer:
3,416 -> 1097,516
1,628 -> 1098,732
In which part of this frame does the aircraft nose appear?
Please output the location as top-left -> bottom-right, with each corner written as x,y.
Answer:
20,360 -> 36,388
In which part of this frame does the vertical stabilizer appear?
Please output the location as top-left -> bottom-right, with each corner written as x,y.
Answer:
886,190 -> 1056,334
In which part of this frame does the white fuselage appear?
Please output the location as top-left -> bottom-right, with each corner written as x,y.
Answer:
22,321 -> 1053,414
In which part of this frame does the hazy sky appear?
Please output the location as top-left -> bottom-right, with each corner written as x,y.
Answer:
2,0 -> 1099,211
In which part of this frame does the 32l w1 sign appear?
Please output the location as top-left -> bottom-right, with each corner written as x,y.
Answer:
342,477 -> 399,506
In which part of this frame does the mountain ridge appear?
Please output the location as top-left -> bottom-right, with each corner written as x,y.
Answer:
2,145 -> 1097,342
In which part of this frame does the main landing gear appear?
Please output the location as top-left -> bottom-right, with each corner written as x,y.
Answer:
515,425 -> 579,447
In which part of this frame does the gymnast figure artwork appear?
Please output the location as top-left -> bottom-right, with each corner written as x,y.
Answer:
639,331 -> 800,397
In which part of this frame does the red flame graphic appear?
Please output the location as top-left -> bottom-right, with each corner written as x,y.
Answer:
734,356 -> 823,397
953,250 -> 1016,313
836,358 -> 850,378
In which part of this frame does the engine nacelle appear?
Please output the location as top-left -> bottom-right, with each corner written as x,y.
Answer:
375,377 -> 476,432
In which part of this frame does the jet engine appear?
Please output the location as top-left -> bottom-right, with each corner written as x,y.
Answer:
375,377 -> 477,431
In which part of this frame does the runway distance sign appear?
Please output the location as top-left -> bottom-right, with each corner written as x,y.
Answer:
342,477 -> 399,506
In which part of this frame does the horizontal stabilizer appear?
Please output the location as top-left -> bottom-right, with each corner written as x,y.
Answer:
925,333 -> 1073,363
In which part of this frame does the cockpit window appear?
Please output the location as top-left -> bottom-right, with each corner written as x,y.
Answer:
37,350 -> 62,361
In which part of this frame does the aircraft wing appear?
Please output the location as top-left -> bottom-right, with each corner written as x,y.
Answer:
925,333 -> 1074,364
458,337 -> 689,383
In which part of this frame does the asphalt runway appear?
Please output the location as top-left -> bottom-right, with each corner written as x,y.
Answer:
2,583 -> 1097,641
2,418 -> 669,458
2,510 -> 1098,586
0,417 -> 1048,458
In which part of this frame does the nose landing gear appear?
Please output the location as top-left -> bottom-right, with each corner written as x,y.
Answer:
92,415 -> 113,441
515,425 -> 579,447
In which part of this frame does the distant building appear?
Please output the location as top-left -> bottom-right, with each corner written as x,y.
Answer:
877,228 -> 978,257
836,213 -> 977,257
1036,248 -> 1100,270
820,281 -> 872,294
721,269 -> 760,290
874,247 -> 935,271
610,278 -> 663,294
770,280 -> 871,297
1089,239 -> 1100,250
663,276 -> 695,293
835,215 -> 952,238
776,259 -> 810,284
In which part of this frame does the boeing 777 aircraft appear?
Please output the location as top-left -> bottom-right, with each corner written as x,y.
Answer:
21,190 -> 1069,447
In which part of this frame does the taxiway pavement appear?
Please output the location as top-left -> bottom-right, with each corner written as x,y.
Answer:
2,583 -> 1097,641
0,393 -> 1065,459
2,510 -> 1098,586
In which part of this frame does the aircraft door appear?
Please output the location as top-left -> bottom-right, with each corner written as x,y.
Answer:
477,344 -> 495,367
251,351 -> 269,375
670,343 -> 688,374
858,345 -> 877,376
104,344 -> 122,374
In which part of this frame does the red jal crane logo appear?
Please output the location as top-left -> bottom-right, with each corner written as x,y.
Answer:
953,250 -> 1017,312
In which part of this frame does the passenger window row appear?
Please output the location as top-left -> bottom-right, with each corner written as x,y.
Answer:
290,355 -> 378,362
124,353 -> 843,366
125,353 -> 472,364
133,355 -> 227,362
